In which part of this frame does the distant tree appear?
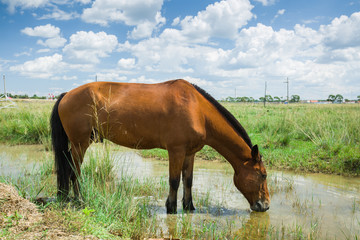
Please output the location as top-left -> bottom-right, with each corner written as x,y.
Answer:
249,97 -> 255,102
259,97 -> 265,102
274,96 -> 281,102
327,94 -> 335,102
290,95 -> 300,103
358,95 -> 360,101
225,96 -> 235,102
265,95 -> 273,102
335,94 -> 343,103
245,97 -> 251,102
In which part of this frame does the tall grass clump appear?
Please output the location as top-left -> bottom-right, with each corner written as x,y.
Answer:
76,143 -> 166,238
0,101 -> 52,147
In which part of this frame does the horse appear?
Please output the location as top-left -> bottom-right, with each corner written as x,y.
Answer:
50,79 -> 270,213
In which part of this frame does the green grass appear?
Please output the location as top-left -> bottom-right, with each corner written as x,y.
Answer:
0,100 -> 52,148
0,101 -> 359,175
1,143 -> 359,239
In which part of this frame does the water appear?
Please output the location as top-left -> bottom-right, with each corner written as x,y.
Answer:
0,144 -> 49,176
1,144 -> 359,238
112,150 -> 360,238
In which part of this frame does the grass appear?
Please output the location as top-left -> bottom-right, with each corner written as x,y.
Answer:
1,142 -> 359,239
0,100 -> 52,148
0,100 -> 359,175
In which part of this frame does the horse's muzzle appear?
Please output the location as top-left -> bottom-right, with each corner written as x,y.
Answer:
251,200 -> 270,212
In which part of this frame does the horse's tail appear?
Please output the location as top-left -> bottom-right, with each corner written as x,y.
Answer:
50,92 -> 72,199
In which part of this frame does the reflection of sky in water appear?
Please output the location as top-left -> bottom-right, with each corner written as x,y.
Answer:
0,145 -> 48,176
1,144 -> 359,238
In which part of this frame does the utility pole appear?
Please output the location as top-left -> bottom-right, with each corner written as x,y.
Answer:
95,74 -> 97,82
284,77 -> 289,102
264,81 -> 267,107
3,75 -> 6,99
235,87 -> 236,98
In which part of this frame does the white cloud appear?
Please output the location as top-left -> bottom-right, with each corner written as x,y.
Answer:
10,54 -> 66,78
118,58 -> 136,69
118,9 -> 360,99
63,31 -> 118,63
37,36 -> 67,48
21,24 -> 67,48
21,24 -> 60,38
320,12 -> 360,49
81,0 -> 165,39
37,7 -> 79,20
95,72 -> 127,82
253,0 -> 276,6
1,0 -> 49,13
172,17 -> 180,26
179,0 -> 254,41
129,12 -> 165,39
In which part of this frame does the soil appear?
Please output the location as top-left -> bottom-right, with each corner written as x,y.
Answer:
0,183 -> 97,240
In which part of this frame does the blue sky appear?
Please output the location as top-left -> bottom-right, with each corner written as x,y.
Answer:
1,0 -> 359,100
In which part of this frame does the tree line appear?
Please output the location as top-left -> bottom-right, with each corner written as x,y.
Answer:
224,95 -> 300,103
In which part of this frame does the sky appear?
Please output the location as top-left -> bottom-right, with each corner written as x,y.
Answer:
0,0 -> 360,100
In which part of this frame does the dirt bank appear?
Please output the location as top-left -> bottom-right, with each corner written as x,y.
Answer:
0,183 -> 96,240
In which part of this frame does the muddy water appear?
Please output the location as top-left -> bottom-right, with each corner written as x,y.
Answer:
1,145 -> 359,238
0,145 -> 50,176
113,151 -> 360,239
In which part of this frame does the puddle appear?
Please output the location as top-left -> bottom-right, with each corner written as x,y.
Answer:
110,149 -> 360,238
0,145 -> 49,176
1,144 -> 359,238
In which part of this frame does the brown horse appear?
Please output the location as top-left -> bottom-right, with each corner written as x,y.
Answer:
50,79 -> 270,213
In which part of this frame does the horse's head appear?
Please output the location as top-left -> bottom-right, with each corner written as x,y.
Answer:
233,145 -> 270,212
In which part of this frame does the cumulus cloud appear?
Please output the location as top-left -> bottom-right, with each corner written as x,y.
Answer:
37,7 -> 79,21
320,12 -> 360,49
21,24 -> 67,48
118,58 -> 136,69
1,0 -> 49,13
118,8 -> 360,99
81,0 -> 165,39
21,24 -> 60,38
63,31 -> 118,63
179,0 -> 254,41
10,54 -> 66,78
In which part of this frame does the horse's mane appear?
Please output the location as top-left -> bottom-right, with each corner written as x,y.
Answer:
191,83 -> 253,148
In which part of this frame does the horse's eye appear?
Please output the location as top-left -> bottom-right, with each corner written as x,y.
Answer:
261,174 -> 267,180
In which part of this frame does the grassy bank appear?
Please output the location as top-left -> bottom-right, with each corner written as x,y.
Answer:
1,101 -> 359,175
3,143 -> 357,239
0,100 -> 52,148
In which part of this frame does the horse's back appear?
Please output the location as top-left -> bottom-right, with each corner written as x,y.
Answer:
58,80 -> 207,151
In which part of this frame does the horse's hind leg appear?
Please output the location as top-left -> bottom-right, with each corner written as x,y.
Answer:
182,154 -> 195,211
70,141 -> 89,200
166,148 -> 186,214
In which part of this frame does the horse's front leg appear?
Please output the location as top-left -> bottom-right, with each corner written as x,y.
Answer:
166,148 -> 186,214
182,154 -> 195,211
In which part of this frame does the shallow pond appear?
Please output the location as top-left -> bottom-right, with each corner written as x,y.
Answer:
0,144 -> 359,239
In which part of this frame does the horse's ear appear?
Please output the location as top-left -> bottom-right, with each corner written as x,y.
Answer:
251,145 -> 260,162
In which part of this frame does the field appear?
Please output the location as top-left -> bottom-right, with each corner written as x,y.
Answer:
1,100 -> 358,175
0,100 -> 359,239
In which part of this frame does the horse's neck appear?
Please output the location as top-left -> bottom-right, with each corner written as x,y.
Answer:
205,114 -> 251,174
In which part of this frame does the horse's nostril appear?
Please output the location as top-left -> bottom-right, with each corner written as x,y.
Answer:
256,202 -> 262,210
